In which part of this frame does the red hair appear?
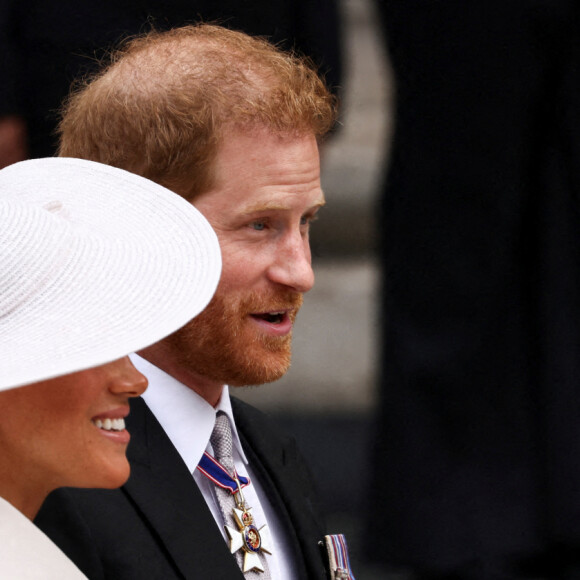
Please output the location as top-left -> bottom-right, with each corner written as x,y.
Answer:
58,24 -> 338,200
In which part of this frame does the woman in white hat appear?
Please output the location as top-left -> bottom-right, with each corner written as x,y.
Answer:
0,157 -> 221,578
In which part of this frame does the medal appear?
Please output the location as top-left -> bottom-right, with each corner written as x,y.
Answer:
198,452 -> 274,573
225,505 -> 273,572
225,473 -> 273,572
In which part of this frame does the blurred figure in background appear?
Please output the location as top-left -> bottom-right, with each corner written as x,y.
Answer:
0,0 -> 342,166
367,1 -> 580,579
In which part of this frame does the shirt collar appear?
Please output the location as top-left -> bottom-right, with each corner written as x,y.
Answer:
129,353 -> 248,472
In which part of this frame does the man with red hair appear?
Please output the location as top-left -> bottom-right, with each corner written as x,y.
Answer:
36,24 -> 354,580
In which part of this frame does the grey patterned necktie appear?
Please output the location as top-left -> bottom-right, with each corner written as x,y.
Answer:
210,411 -> 272,578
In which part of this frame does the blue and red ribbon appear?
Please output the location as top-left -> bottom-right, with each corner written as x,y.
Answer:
197,452 -> 250,494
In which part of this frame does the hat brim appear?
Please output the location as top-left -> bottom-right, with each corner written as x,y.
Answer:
0,158 -> 221,390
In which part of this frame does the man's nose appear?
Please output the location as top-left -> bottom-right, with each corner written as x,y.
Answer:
267,232 -> 315,293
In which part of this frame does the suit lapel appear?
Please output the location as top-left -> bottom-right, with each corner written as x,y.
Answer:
232,398 -> 329,580
124,397 -> 243,579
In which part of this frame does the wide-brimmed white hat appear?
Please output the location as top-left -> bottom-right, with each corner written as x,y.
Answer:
0,157 -> 221,391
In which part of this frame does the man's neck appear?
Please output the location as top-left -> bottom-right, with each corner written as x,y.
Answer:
137,344 -> 224,407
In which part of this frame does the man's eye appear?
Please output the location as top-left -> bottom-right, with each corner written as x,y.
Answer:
301,214 -> 318,226
250,221 -> 266,231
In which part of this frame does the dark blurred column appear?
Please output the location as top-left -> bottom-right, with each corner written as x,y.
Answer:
366,1 -> 580,577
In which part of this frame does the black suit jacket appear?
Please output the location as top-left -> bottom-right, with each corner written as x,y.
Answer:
35,397 -> 329,579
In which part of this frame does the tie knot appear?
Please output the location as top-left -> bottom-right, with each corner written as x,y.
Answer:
210,411 -> 234,472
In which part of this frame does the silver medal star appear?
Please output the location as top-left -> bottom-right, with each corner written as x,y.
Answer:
225,507 -> 273,573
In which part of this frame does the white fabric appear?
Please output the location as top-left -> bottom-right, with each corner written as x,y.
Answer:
133,354 -> 297,580
0,496 -> 87,578
0,157 -> 221,390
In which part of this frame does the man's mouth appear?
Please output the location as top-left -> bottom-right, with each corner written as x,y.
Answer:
92,418 -> 126,431
251,311 -> 286,324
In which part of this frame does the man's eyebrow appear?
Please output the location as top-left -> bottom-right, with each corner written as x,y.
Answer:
241,198 -> 326,215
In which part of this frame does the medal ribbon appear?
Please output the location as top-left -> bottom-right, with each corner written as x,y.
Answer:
323,534 -> 356,580
197,452 -> 251,494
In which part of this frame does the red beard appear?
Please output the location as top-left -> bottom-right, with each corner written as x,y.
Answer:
164,287 -> 303,386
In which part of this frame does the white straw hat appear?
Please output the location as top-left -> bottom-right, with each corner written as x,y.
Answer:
0,157 -> 221,391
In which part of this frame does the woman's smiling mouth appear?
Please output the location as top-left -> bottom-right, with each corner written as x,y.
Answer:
92,418 -> 126,431
91,408 -> 131,443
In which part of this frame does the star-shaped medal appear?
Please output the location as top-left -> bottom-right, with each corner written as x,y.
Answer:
225,506 -> 273,573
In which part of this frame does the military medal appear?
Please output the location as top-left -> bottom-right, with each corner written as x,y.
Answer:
198,452 -> 274,573
225,484 -> 273,572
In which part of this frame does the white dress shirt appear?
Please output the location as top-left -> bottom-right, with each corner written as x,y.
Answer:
130,354 -> 296,580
